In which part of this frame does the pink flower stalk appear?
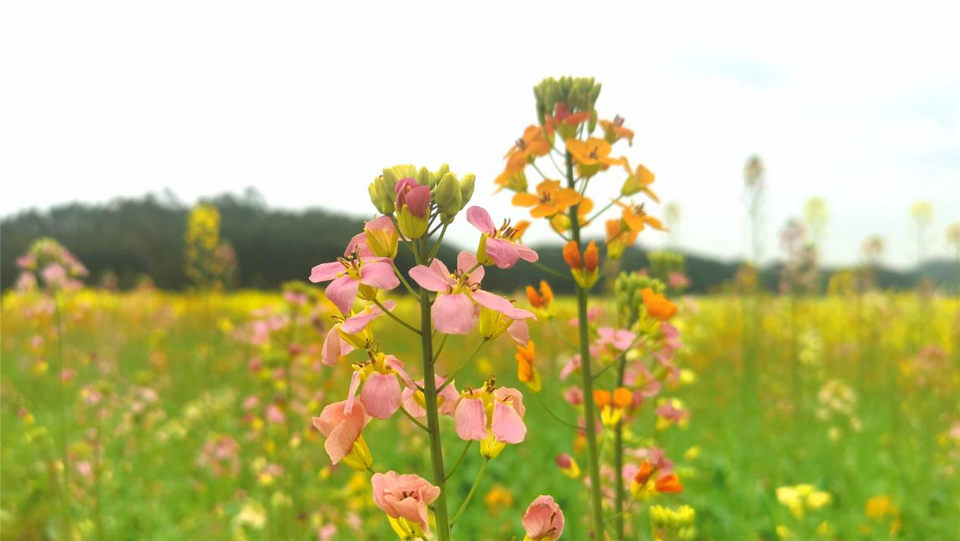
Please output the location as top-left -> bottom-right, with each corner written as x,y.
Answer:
312,400 -> 369,465
344,355 -> 415,420
401,375 -> 459,419
409,251 -> 534,335
467,206 -> 539,269
454,384 -> 526,444
395,178 -> 431,218
596,327 -> 636,352
309,241 -> 400,315
321,301 -> 395,366
371,471 -> 441,533
522,495 -> 565,540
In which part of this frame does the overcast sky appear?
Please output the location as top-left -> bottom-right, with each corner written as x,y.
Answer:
1,1 -> 957,268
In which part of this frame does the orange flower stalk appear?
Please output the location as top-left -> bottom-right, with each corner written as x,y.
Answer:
514,341 -> 541,392
563,241 -> 599,289
565,137 -> 625,178
594,387 -> 634,426
512,179 -> 582,218
616,200 -> 666,233
641,287 -> 677,320
600,115 -> 635,146
545,102 -> 591,140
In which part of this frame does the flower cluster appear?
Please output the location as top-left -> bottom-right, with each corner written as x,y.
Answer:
307,163 -> 563,539
15,238 -> 88,293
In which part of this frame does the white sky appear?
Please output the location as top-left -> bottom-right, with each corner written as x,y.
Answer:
1,1 -> 958,268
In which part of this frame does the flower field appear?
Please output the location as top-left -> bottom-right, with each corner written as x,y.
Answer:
2,288 -> 957,540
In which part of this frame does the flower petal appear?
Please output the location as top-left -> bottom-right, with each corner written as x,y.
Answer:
324,419 -> 360,465
409,265 -> 449,292
484,238 -> 520,269
432,293 -> 478,335
466,206 -> 496,235
492,399 -> 527,444
454,398 -> 488,441
326,275 -> 360,315
360,261 -> 400,290
361,372 -> 402,419
309,262 -> 344,283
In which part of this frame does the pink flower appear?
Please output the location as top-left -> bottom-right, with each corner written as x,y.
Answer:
309,242 -> 399,315
563,386 -> 583,406
371,471 -> 441,533
265,404 -> 285,424
344,354 -> 414,420
402,375 -> 459,418
568,305 -> 603,327
409,251 -> 534,335
312,401 -> 369,465
668,271 -> 689,289
596,327 -> 636,352
321,301 -> 395,366
395,178 -> 431,218
454,383 -> 526,444
347,215 -> 399,259
522,495 -> 565,540
559,355 -> 581,381
467,206 -> 539,269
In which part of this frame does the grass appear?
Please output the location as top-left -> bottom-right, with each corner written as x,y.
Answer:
1,288 -> 958,540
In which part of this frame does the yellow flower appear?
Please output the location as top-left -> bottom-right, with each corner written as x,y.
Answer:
621,159 -> 659,201
616,200 -> 666,233
600,115 -> 635,146
512,179 -> 582,218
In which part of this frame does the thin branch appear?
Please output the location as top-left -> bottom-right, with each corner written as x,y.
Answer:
534,392 -> 582,429
587,197 -> 622,224
445,440 -> 473,480
399,406 -> 428,432
437,338 -> 490,392
549,320 -> 579,352
450,458 -> 489,528
529,260 -> 572,280
393,266 -> 418,296
372,298 -> 421,335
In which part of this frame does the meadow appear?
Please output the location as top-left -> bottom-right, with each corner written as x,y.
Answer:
2,286 -> 957,540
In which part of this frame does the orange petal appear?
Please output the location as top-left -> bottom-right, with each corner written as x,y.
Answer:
512,193 -> 539,207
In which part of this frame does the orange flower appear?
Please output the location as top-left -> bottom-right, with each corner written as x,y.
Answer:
600,115 -> 635,146
605,219 -> 638,260
641,288 -> 677,320
620,159 -> 659,202
655,473 -> 683,493
565,137 -> 625,177
526,280 -> 554,308
564,241 -> 599,288
503,126 -> 552,173
633,460 -> 654,485
612,387 -> 633,409
615,200 -> 666,233
597,387 -> 634,426
512,179 -> 582,218
514,341 -> 541,392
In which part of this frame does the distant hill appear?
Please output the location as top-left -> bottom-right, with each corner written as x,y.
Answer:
2,192 -> 957,294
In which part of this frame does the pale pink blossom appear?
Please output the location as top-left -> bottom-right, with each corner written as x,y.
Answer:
522,495 -> 565,540
321,301 -> 395,366
454,385 -> 526,444
309,241 -> 399,315
409,251 -> 534,335
395,179 -> 431,218
343,355 -> 414,420
371,471 -> 440,532
402,375 -> 459,418
596,327 -> 636,352
466,206 -> 538,269
312,400 -> 369,465
563,386 -> 583,406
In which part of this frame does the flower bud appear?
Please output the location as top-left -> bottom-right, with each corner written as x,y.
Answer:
562,241 -> 581,270
340,435 -> 373,472
459,173 -> 476,209
368,177 -> 395,215
480,433 -> 506,459
416,166 -> 434,187
435,172 -> 462,223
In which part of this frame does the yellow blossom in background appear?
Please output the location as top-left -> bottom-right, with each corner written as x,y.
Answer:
484,484 -> 514,516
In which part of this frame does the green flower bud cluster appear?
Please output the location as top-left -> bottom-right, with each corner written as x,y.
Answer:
614,272 -> 664,321
534,76 -> 602,130
649,504 -> 697,541
367,164 -> 475,223
648,250 -> 685,280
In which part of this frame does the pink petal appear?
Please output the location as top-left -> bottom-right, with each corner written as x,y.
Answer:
457,251 -> 479,274
404,185 -> 431,217
322,326 -> 343,366
343,371 -> 362,415
324,420 -> 360,464
345,233 -> 374,258
454,398 -> 488,441
492,399 -> 526,444
384,356 -> 416,389
409,265 -> 449,292
340,300 -> 396,335
466,206 -> 496,235
495,386 -> 526,417
366,215 -> 394,233
361,372 -> 402,419
309,261 -> 344,283
471,289 -> 515,313
484,238 -> 521,269
516,244 -> 539,263
326,275 -> 360,315
432,293 -> 478,335
507,319 -> 529,345
360,261 -> 400,290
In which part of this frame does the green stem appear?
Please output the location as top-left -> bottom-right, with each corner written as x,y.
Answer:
399,405 -> 429,432
428,223 -> 449,262
566,150 -> 606,539
548,320 -> 579,352
534,392 -> 581,429
445,440 -> 473,480
588,197 -> 622,224
450,458 -> 489,528
372,298 -> 421,335
417,238 -> 451,541
529,260 -> 573,280
393,265 -> 418,296
437,338 -> 490,393
433,333 -> 449,360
